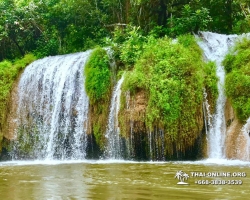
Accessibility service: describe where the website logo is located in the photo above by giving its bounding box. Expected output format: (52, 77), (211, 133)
(175, 170), (189, 185)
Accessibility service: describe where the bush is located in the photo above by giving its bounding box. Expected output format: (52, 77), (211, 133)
(122, 35), (207, 143)
(223, 38), (250, 73)
(0, 54), (36, 104)
(84, 47), (112, 149)
(35, 38), (59, 58)
(104, 26), (147, 69)
(223, 37), (250, 121)
(233, 19), (250, 34)
(85, 47), (111, 103)
(168, 5), (212, 37)
(119, 26), (146, 66)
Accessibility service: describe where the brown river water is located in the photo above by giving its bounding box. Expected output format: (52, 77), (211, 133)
(0, 159), (249, 200)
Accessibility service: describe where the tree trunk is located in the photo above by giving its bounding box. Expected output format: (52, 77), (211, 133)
(158, 0), (168, 26)
(125, 0), (130, 24)
(225, 0), (233, 32)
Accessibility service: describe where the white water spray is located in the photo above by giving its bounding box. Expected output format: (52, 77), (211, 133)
(14, 51), (91, 160)
(105, 75), (124, 159)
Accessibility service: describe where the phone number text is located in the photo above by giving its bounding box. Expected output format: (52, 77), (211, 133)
(195, 180), (243, 185)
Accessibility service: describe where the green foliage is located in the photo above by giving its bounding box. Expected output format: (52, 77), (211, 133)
(203, 61), (218, 110)
(85, 47), (111, 103)
(179, 34), (218, 109)
(0, 54), (36, 104)
(169, 5), (212, 36)
(149, 26), (168, 38)
(13, 53), (36, 70)
(90, 101), (110, 150)
(178, 34), (202, 59)
(0, 0), (248, 61)
(224, 38), (250, 73)
(122, 35), (207, 143)
(93, 123), (103, 149)
(119, 27), (146, 66)
(104, 26), (147, 70)
(233, 0), (250, 33)
(233, 19), (250, 34)
(34, 38), (59, 58)
(0, 54), (36, 148)
(0, 0), (109, 61)
(84, 47), (112, 150)
(224, 37), (250, 121)
(0, 0), (47, 60)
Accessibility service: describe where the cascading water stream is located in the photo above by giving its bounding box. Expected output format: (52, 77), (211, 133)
(198, 32), (237, 159)
(12, 51), (91, 160)
(105, 75), (124, 159)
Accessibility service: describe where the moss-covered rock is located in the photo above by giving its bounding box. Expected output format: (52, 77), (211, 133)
(0, 54), (36, 152)
(85, 47), (112, 150)
(119, 35), (217, 159)
(223, 37), (250, 122)
(85, 47), (112, 103)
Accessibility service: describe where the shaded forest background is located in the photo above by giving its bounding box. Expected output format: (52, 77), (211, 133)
(0, 0), (250, 61)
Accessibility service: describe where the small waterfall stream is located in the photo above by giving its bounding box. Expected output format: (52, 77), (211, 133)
(148, 131), (153, 160)
(198, 32), (237, 159)
(105, 75), (124, 159)
(12, 51), (91, 160)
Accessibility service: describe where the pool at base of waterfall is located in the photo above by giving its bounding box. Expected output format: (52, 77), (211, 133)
(0, 159), (249, 199)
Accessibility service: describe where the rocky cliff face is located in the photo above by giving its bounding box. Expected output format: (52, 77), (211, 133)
(225, 99), (250, 161)
(5, 80), (249, 161)
(119, 89), (206, 160)
(0, 74), (21, 159)
(119, 89), (147, 135)
(6, 70), (243, 161)
(5, 75), (20, 141)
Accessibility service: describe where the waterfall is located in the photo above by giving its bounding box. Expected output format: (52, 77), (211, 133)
(12, 51), (91, 160)
(105, 75), (124, 159)
(198, 32), (237, 159)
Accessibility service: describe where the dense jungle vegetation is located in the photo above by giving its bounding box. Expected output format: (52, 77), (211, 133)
(0, 0), (250, 61)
